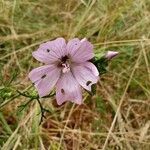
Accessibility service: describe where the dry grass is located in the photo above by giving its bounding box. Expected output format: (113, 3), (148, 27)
(0, 0), (150, 149)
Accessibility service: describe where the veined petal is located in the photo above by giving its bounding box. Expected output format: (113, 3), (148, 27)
(83, 62), (99, 76)
(28, 65), (61, 97)
(67, 38), (94, 63)
(66, 38), (81, 56)
(28, 65), (52, 83)
(56, 72), (82, 105)
(33, 38), (66, 64)
(72, 64), (99, 91)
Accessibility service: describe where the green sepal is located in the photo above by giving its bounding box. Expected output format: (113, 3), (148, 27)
(92, 56), (108, 75)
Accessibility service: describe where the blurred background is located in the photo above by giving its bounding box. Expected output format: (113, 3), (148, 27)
(0, 0), (150, 149)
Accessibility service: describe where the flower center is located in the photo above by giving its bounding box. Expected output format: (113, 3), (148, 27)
(58, 55), (71, 73)
(61, 55), (69, 63)
(62, 63), (70, 73)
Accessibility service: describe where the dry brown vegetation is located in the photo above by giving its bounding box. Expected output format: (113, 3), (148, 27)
(0, 0), (150, 149)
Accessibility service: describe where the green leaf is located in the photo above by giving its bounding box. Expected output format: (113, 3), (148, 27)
(92, 56), (109, 75)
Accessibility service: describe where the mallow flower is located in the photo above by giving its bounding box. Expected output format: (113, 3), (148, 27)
(28, 38), (99, 105)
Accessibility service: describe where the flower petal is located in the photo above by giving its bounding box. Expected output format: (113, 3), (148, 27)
(67, 38), (94, 62)
(72, 64), (99, 91)
(56, 72), (82, 105)
(66, 38), (81, 56)
(28, 65), (61, 97)
(83, 62), (99, 76)
(33, 38), (66, 64)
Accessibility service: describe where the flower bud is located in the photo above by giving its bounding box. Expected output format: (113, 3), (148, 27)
(105, 51), (118, 60)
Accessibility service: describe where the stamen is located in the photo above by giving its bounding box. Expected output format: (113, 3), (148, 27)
(58, 55), (71, 73)
(62, 63), (70, 73)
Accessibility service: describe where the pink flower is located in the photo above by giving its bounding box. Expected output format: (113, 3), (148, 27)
(28, 38), (99, 105)
(105, 51), (119, 60)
